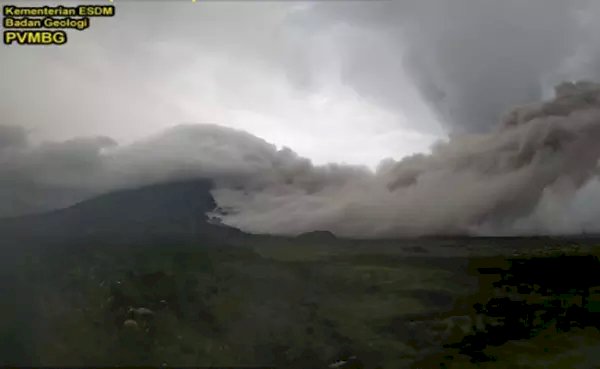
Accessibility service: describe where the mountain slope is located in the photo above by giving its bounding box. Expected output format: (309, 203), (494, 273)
(0, 179), (242, 248)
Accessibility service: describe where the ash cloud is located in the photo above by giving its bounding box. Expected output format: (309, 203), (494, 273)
(215, 82), (600, 237)
(2, 82), (600, 238)
(294, 0), (600, 133)
(0, 125), (27, 151)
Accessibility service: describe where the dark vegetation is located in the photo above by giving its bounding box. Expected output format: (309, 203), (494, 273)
(1, 180), (599, 368)
(414, 252), (600, 368)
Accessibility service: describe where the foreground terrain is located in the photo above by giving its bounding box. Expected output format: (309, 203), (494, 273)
(1, 236), (599, 368)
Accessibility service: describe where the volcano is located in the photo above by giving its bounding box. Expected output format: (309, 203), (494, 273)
(0, 179), (242, 249)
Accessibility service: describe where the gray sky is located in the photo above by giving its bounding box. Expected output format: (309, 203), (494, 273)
(3, 0), (600, 165)
(1, 0), (444, 168)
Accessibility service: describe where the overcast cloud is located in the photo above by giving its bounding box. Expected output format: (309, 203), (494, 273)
(2, 0), (600, 237)
(296, 0), (600, 132)
(1, 0), (442, 168)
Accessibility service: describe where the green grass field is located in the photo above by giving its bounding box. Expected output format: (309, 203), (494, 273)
(2, 237), (599, 368)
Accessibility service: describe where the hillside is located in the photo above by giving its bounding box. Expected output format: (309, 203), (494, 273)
(0, 179), (242, 248)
